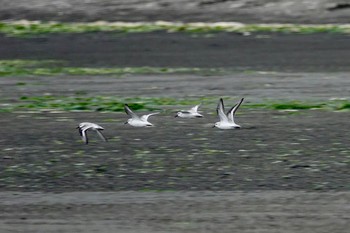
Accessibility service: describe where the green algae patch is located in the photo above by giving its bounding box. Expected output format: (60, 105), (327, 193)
(3, 96), (218, 112)
(2, 94), (350, 113)
(0, 59), (225, 77)
(270, 102), (326, 110)
(1, 21), (350, 37)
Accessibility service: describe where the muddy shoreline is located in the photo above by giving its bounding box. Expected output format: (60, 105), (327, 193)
(1, 191), (349, 233)
(0, 31), (350, 192)
(1, 0), (350, 23)
(1, 7), (350, 231)
(1, 32), (350, 72)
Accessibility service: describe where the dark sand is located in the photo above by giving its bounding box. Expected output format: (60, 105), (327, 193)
(1, 32), (350, 72)
(1, 18), (350, 233)
(1, 0), (350, 23)
(1, 191), (349, 233)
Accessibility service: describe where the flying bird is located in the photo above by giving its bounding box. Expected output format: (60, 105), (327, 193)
(77, 122), (107, 144)
(124, 104), (159, 127)
(213, 98), (244, 129)
(175, 104), (203, 118)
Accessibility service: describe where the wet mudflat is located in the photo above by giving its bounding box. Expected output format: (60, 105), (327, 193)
(1, 191), (349, 233)
(1, 32), (350, 72)
(0, 72), (350, 191)
(1, 31), (350, 232)
(0, 109), (350, 191)
(1, 0), (349, 23)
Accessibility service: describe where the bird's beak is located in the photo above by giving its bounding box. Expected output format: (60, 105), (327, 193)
(174, 115), (178, 118)
(124, 121), (128, 125)
(212, 125), (216, 128)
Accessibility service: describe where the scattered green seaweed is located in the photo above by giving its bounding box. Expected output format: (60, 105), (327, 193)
(255, 100), (350, 111)
(15, 96), (148, 112)
(1, 95), (350, 112)
(0, 59), (225, 77)
(1, 21), (350, 37)
(270, 102), (326, 110)
(2, 95), (218, 112)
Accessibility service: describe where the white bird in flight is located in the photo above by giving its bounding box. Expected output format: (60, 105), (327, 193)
(213, 98), (244, 129)
(77, 122), (107, 144)
(175, 104), (203, 118)
(124, 104), (159, 127)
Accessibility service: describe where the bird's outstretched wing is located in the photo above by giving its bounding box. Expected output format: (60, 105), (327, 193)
(96, 129), (107, 142)
(190, 104), (201, 113)
(141, 112), (159, 121)
(216, 98), (228, 123)
(81, 129), (88, 144)
(124, 104), (140, 120)
(227, 98), (244, 122)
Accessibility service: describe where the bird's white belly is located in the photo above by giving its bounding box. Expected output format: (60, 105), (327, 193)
(217, 123), (240, 129)
(180, 114), (196, 118)
(129, 120), (149, 127)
